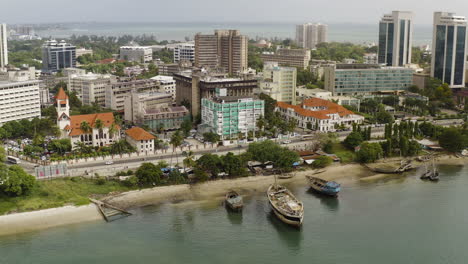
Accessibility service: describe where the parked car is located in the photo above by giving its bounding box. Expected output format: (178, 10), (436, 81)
(105, 160), (114, 165)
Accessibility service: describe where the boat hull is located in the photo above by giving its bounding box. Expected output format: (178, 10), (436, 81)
(269, 201), (303, 227)
(309, 185), (340, 196)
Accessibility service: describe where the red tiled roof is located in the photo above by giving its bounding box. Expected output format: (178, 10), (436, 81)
(125, 127), (156, 141)
(55, 87), (68, 101)
(68, 112), (119, 136)
(64, 125), (71, 130)
(277, 97), (357, 120)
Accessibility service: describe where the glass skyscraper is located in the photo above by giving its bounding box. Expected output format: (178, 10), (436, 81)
(378, 11), (413, 67)
(42, 40), (76, 73)
(431, 12), (467, 88)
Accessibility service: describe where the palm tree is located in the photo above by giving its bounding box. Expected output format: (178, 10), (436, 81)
(80, 121), (92, 142)
(182, 150), (195, 172)
(170, 130), (183, 166)
(94, 119), (104, 146)
(108, 123), (117, 141)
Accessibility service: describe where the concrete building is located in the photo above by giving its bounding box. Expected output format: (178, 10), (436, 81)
(413, 73), (430, 90)
(42, 40), (76, 73)
(174, 70), (257, 116)
(295, 87), (361, 110)
(295, 23), (328, 49)
(151, 75), (176, 100)
(260, 48), (311, 69)
(200, 91), (265, 139)
(0, 69), (41, 125)
(75, 48), (93, 58)
(68, 73), (112, 106)
(363, 53), (378, 64)
(174, 43), (195, 63)
(125, 127), (155, 153)
(276, 98), (364, 132)
(324, 64), (413, 95)
(55, 88), (120, 147)
(158, 60), (193, 76)
(0, 24), (8, 69)
(431, 12), (467, 88)
(194, 30), (248, 74)
(105, 77), (159, 111)
(259, 62), (297, 104)
(120, 46), (153, 63)
(378, 11), (414, 66)
(124, 90), (189, 130)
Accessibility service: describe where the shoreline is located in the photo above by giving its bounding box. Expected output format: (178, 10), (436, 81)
(0, 156), (465, 237)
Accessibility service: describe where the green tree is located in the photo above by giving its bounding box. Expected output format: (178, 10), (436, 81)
(135, 163), (163, 186)
(170, 130), (184, 165)
(196, 153), (222, 177)
(343, 132), (363, 150)
(0, 146), (5, 162)
(376, 111), (394, 124)
(312, 156), (333, 168)
(356, 142), (383, 163)
(180, 119), (192, 137)
(49, 139), (72, 154)
(221, 152), (247, 177)
(0, 165), (36, 196)
(439, 128), (467, 153)
(203, 132), (220, 144)
(246, 140), (299, 170)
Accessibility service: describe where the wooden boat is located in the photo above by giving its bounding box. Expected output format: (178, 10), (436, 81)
(306, 176), (341, 196)
(267, 184), (304, 227)
(420, 158), (439, 182)
(225, 191), (243, 211)
(312, 169), (326, 175)
(278, 173), (294, 179)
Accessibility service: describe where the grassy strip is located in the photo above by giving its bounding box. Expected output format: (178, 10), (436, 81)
(330, 142), (356, 164)
(0, 177), (136, 215)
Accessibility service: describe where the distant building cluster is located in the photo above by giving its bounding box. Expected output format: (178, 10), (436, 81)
(295, 23), (328, 49)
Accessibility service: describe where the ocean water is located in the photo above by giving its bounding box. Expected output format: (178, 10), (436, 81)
(34, 22), (433, 46)
(0, 164), (467, 263)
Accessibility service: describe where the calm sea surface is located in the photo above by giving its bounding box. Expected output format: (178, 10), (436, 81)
(35, 22), (433, 46)
(0, 164), (467, 263)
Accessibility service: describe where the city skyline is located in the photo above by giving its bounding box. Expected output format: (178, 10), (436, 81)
(3, 0), (468, 25)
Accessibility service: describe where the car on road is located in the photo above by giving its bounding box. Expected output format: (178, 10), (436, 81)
(105, 160), (114, 165)
(281, 140), (292, 144)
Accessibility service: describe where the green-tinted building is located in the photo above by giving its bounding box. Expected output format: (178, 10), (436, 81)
(324, 64), (413, 96)
(200, 93), (264, 139)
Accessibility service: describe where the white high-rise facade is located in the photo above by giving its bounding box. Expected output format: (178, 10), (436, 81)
(0, 24), (8, 69)
(378, 11), (414, 66)
(431, 12), (467, 88)
(174, 43), (195, 63)
(295, 23), (328, 49)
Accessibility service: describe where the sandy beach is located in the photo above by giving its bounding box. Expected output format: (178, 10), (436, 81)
(0, 156), (465, 237)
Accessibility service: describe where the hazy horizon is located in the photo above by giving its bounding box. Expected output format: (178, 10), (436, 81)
(2, 0), (468, 25)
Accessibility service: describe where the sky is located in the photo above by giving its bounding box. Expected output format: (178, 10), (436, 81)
(2, 0), (468, 25)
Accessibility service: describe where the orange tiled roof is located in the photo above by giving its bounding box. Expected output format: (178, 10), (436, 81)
(276, 98), (356, 120)
(55, 87), (68, 101)
(125, 127), (156, 141)
(68, 112), (119, 136)
(64, 125), (71, 130)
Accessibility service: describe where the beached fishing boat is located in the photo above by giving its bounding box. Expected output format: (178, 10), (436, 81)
(306, 176), (341, 196)
(420, 158), (439, 181)
(278, 173), (294, 179)
(225, 191), (243, 211)
(267, 184), (304, 227)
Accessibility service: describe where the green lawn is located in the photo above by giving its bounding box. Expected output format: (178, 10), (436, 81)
(0, 178), (136, 215)
(330, 143), (356, 164)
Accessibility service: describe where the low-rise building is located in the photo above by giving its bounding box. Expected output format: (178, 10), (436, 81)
(125, 127), (155, 153)
(324, 64), (413, 96)
(120, 46), (152, 63)
(260, 48), (311, 69)
(200, 90), (265, 139)
(259, 62), (297, 104)
(75, 48), (93, 58)
(124, 90), (189, 130)
(363, 53), (378, 64)
(275, 97), (364, 132)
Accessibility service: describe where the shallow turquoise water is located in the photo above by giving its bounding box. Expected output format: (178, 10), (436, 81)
(0, 165), (466, 264)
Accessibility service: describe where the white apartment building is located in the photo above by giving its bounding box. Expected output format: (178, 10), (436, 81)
(174, 43), (195, 63)
(295, 23), (328, 49)
(68, 73), (112, 106)
(151, 75), (176, 100)
(0, 73), (41, 125)
(0, 24), (8, 69)
(363, 53), (378, 64)
(120, 46), (153, 63)
(259, 62), (297, 104)
(125, 127), (155, 153)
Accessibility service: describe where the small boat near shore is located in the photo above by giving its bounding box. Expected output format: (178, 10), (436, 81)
(267, 184), (304, 227)
(225, 191), (243, 211)
(420, 158), (439, 182)
(306, 176), (341, 196)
